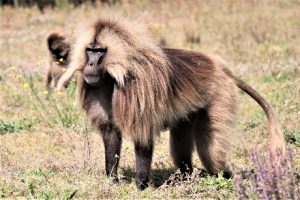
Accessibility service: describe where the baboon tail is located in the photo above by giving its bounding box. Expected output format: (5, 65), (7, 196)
(223, 68), (286, 155)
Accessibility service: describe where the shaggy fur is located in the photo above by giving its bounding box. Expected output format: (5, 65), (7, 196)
(56, 16), (286, 189)
(46, 32), (71, 89)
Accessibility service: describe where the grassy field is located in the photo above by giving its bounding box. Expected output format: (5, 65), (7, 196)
(0, 0), (299, 199)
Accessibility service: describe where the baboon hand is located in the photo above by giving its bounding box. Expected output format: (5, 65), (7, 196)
(56, 78), (67, 91)
(56, 67), (77, 91)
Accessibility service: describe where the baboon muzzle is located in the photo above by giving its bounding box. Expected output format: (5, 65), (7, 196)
(83, 46), (107, 86)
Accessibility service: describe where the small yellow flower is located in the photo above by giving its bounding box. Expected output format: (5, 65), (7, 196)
(56, 91), (63, 96)
(62, 68), (67, 72)
(43, 90), (49, 95)
(9, 66), (16, 70)
(59, 58), (64, 62)
(22, 82), (29, 88)
(16, 74), (22, 79)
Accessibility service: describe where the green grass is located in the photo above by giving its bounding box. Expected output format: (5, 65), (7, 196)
(0, 0), (299, 199)
(0, 118), (33, 134)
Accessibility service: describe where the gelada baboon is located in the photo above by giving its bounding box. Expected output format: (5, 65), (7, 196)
(56, 17), (286, 190)
(46, 33), (71, 90)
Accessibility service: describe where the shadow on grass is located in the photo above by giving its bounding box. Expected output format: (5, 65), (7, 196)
(120, 166), (177, 188)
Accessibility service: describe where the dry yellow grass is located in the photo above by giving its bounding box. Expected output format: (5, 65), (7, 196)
(0, 0), (299, 199)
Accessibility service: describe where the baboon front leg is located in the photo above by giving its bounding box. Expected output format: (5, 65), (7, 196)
(46, 71), (53, 90)
(170, 120), (194, 174)
(101, 125), (122, 183)
(134, 140), (153, 190)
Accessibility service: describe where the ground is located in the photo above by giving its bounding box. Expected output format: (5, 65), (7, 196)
(0, 0), (299, 199)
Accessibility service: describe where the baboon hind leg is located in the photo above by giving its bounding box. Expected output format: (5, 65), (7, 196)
(170, 119), (194, 174)
(194, 107), (234, 178)
(101, 124), (122, 183)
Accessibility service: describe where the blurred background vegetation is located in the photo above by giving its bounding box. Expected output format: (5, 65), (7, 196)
(0, 0), (299, 199)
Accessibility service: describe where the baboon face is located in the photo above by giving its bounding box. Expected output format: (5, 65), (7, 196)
(47, 33), (70, 66)
(83, 42), (109, 86)
(51, 43), (69, 65)
(76, 21), (141, 88)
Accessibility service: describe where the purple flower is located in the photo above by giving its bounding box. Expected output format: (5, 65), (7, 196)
(233, 148), (299, 200)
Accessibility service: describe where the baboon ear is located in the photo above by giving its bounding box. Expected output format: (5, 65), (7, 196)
(47, 33), (66, 52)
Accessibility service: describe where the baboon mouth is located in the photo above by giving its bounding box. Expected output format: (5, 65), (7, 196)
(84, 73), (114, 87)
(84, 75), (102, 86)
